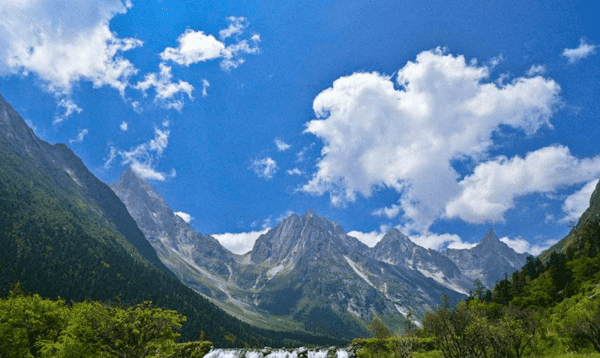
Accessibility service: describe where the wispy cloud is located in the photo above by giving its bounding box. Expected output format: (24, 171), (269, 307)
(54, 98), (82, 124)
(120, 121), (129, 131)
(104, 120), (175, 181)
(69, 129), (89, 144)
(275, 138), (291, 151)
(134, 63), (194, 111)
(249, 157), (278, 179)
(562, 38), (597, 64)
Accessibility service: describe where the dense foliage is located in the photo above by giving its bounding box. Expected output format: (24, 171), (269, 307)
(0, 287), (212, 357)
(418, 200), (600, 357)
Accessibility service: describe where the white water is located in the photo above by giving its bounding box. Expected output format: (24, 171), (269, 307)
(204, 348), (351, 358)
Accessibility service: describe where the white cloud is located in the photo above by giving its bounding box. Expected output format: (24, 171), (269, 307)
(446, 240), (477, 250)
(303, 48), (560, 233)
(104, 121), (174, 181)
(0, 0), (141, 95)
(53, 98), (82, 124)
(286, 168), (302, 176)
(499, 236), (557, 256)
(213, 229), (269, 255)
(160, 29), (225, 66)
(134, 63), (194, 111)
(120, 121), (128, 131)
(160, 17), (259, 71)
(275, 138), (291, 151)
(446, 146), (600, 223)
(219, 16), (248, 40)
(201, 79), (210, 97)
(347, 230), (386, 248)
(372, 204), (402, 219)
(562, 179), (599, 223)
(526, 65), (546, 77)
(174, 211), (193, 223)
(250, 157), (278, 179)
(412, 232), (467, 251)
(69, 128), (89, 144)
(563, 38), (597, 64)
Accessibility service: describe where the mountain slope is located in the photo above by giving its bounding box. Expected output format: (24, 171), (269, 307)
(370, 229), (473, 294)
(442, 229), (530, 289)
(539, 180), (600, 262)
(112, 170), (468, 340)
(0, 93), (296, 347)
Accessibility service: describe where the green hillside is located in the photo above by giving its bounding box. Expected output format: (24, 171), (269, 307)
(415, 180), (600, 357)
(0, 94), (340, 348)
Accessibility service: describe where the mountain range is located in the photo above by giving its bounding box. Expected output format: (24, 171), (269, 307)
(0, 90), (531, 343)
(112, 168), (530, 339)
(0, 92), (337, 347)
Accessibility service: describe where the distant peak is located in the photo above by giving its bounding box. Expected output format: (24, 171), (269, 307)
(302, 210), (317, 219)
(478, 229), (500, 247)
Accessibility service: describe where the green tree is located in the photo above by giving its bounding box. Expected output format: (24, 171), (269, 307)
(368, 316), (390, 339)
(38, 300), (185, 357)
(0, 288), (70, 357)
(565, 301), (600, 353)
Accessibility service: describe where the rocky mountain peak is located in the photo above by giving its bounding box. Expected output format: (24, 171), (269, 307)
(477, 229), (502, 249)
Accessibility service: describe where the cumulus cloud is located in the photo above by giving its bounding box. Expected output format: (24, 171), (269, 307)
(499, 236), (557, 256)
(286, 168), (302, 176)
(160, 29), (225, 66)
(250, 157), (278, 179)
(303, 48), (560, 232)
(0, 0), (141, 95)
(174, 211), (193, 223)
(104, 120), (175, 181)
(160, 17), (259, 71)
(446, 146), (600, 223)
(69, 129), (89, 144)
(134, 63), (194, 111)
(213, 229), (269, 255)
(120, 121), (128, 131)
(275, 138), (291, 151)
(562, 179), (599, 223)
(563, 38), (597, 64)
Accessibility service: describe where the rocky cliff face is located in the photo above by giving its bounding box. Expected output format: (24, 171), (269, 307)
(112, 169), (468, 339)
(442, 229), (530, 288)
(371, 229), (473, 294)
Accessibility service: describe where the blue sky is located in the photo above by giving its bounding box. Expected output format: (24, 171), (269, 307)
(1, 0), (598, 255)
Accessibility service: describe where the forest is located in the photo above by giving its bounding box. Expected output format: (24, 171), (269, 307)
(351, 213), (600, 358)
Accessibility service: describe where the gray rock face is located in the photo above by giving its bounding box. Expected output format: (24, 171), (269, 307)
(111, 170), (467, 339)
(442, 229), (530, 289)
(111, 169), (529, 339)
(371, 229), (473, 294)
(111, 168), (237, 297)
